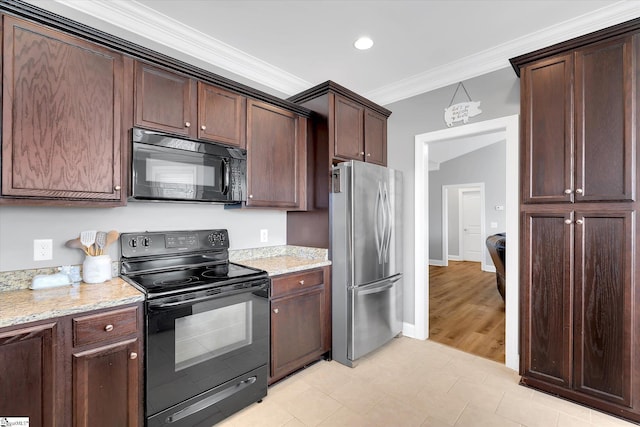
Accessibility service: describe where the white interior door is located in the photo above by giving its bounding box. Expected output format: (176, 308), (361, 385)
(461, 190), (481, 262)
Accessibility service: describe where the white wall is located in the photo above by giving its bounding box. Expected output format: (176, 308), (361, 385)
(385, 67), (519, 325)
(0, 203), (286, 271)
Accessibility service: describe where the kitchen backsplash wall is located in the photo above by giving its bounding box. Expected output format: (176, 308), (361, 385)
(0, 203), (286, 272)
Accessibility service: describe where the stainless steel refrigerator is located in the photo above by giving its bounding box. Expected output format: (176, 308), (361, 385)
(330, 160), (403, 367)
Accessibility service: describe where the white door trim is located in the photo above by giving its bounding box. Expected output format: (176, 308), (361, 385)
(411, 114), (519, 371)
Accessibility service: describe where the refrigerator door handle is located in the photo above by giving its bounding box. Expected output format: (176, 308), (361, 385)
(374, 183), (384, 264)
(353, 274), (402, 295)
(382, 182), (392, 262)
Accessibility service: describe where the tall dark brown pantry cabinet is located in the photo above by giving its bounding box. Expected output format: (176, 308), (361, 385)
(511, 21), (640, 423)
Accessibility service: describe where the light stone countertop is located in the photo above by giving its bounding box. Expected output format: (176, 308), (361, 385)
(0, 277), (144, 328)
(230, 245), (331, 276)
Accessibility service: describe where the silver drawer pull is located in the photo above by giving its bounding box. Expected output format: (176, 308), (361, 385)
(185, 121), (191, 127)
(576, 219), (584, 225)
(564, 189), (572, 195)
(575, 188), (583, 195)
(564, 219), (572, 225)
(273, 308), (279, 314)
(104, 324), (114, 332)
(130, 352), (137, 360)
(299, 280), (305, 285)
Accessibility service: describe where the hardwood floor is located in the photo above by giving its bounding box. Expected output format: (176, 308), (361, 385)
(429, 261), (505, 363)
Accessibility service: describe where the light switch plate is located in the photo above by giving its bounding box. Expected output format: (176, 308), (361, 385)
(260, 229), (268, 243)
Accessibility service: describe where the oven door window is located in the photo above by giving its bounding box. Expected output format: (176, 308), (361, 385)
(132, 143), (227, 200)
(146, 286), (269, 416)
(175, 300), (252, 371)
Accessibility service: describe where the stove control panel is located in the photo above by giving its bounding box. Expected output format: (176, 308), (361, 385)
(120, 229), (229, 258)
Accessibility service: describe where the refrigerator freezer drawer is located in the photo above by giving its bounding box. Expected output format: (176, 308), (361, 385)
(348, 274), (403, 361)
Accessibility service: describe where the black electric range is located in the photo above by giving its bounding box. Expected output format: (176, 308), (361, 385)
(119, 229), (269, 427)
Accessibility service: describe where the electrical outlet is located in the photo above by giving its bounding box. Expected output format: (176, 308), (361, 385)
(34, 239), (53, 261)
(260, 229), (268, 243)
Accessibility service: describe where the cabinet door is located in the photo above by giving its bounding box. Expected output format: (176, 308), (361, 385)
(574, 36), (635, 202)
(134, 61), (197, 137)
(364, 108), (387, 166)
(521, 210), (573, 387)
(0, 322), (58, 427)
(521, 54), (574, 203)
(573, 210), (633, 406)
(72, 338), (141, 427)
(246, 100), (306, 208)
(271, 288), (325, 381)
(198, 82), (246, 147)
(333, 95), (364, 161)
(2, 16), (124, 201)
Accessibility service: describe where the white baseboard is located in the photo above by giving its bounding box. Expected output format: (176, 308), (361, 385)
(447, 255), (462, 261)
(402, 322), (416, 338)
(429, 259), (445, 266)
(484, 265), (497, 273)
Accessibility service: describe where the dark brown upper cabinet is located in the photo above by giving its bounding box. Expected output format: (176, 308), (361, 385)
(333, 94), (387, 166)
(198, 83), (247, 148)
(521, 35), (635, 204)
(135, 62), (247, 148)
(246, 100), (307, 209)
(1, 15), (128, 205)
(134, 61), (197, 138)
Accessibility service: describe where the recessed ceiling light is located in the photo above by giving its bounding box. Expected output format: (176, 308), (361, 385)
(354, 36), (373, 50)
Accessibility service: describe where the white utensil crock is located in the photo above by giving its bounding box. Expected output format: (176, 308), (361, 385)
(82, 255), (112, 284)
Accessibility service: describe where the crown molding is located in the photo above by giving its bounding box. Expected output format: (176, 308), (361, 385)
(366, 1), (640, 106)
(52, 0), (312, 95)
(52, 0), (640, 105)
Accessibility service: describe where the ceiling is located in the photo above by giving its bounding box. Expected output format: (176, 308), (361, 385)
(23, 0), (640, 105)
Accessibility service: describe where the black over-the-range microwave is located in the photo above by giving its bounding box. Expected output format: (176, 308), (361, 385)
(130, 128), (247, 204)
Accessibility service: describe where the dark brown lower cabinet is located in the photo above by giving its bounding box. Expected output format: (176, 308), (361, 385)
(521, 208), (638, 419)
(0, 322), (59, 426)
(0, 303), (143, 426)
(73, 339), (140, 427)
(269, 267), (331, 384)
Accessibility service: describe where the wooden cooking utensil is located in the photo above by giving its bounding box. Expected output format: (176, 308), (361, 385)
(80, 230), (97, 256)
(65, 237), (89, 255)
(104, 230), (119, 250)
(94, 231), (107, 256)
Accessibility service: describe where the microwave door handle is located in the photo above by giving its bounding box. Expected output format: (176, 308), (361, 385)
(222, 159), (230, 195)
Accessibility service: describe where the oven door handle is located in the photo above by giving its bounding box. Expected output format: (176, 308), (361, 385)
(165, 376), (257, 424)
(148, 283), (268, 310)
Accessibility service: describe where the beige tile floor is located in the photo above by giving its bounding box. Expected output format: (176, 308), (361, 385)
(218, 337), (638, 427)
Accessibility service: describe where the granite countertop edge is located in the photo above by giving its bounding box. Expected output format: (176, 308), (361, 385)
(0, 278), (145, 329)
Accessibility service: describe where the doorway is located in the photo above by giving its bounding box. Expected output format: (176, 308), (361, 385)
(413, 115), (519, 371)
(440, 183), (488, 270)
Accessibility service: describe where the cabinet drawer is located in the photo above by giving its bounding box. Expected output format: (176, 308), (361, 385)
(271, 269), (325, 298)
(73, 306), (139, 347)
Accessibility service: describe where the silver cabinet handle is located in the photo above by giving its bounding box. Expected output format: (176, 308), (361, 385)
(575, 188), (583, 195)
(576, 219), (584, 225)
(114, 185), (121, 191)
(564, 219), (572, 225)
(360, 151), (365, 155)
(185, 121), (191, 127)
(366, 153), (371, 157)
(104, 324), (114, 332)
(273, 308), (279, 314)
(201, 125), (207, 131)
(249, 194), (253, 199)
(299, 280), (305, 285)
(130, 352), (137, 360)
(564, 189), (572, 195)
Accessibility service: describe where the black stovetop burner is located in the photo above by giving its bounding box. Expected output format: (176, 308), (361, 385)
(119, 229), (267, 298)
